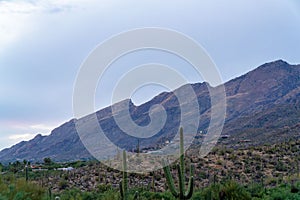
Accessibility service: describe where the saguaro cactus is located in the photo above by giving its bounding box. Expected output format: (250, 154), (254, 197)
(136, 139), (140, 157)
(120, 150), (128, 200)
(25, 164), (28, 182)
(48, 187), (52, 200)
(151, 172), (155, 192)
(119, 150), (139, 200)
(163, 128), (194, 200)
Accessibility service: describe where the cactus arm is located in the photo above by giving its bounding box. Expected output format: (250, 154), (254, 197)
(119, 181), (124, 199)
(163, 160), (179, 198)
(179, 128), (185, 174)
(184, 165), (194, 199)
(184, 176), (194, 199)
(177, 164), (185, 199)
(133, 191), (139, 200)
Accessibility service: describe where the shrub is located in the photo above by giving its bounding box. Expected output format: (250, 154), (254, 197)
(194, 181), (251, 200)
(97, 184), (112, 193)
(0, 194), (7, 200)
(246, 183), (265, 198)
(194, 184), (221, 200)
(58, 180), (68, 190)
(219, 181), (251, 200)
(0, 178), (46, 200)
(267, 184), (300, 200)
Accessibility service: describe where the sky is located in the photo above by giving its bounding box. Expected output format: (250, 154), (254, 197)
(0, 0), (300, 150)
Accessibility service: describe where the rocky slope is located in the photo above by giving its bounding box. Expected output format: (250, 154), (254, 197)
(0, 59), (299, 163)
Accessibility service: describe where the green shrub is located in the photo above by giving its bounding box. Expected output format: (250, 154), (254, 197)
(194, 181), (251, 200)
(0, 194), (8, 200)
(194, 184), (221, 200)
(58, 180), (68, 190)
(13, 192), (25, 200)
(246, 183), (265, 198)
(0, 178), (46, 200)
(220, 181), (251, 200)
(97, 184), (112, 193)
(267, 184), (300, 200)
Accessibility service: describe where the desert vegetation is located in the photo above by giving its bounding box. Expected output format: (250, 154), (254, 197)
(0, 136), (300, 199)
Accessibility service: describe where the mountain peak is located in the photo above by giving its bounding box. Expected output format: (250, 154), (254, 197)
(258, 59), (290, 70)
(33, 134), (43, 139)
(270, 59), (289, 65)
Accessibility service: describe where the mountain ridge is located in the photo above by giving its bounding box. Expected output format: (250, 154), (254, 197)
(1, 59), (299, 163)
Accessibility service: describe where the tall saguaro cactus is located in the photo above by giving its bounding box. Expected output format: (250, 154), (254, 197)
(163, 128), (194, 200)
(120, 150), (128, 200)
(119, 150), (139, 200)
(136, 139), (140, 157)
(25, 164), (28, 182)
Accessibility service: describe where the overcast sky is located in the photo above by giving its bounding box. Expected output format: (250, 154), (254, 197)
(0, 0), (300, 150)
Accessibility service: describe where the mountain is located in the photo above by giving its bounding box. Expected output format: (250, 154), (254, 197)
(0, 59), (299, 163)
(221, 60), (300, 146)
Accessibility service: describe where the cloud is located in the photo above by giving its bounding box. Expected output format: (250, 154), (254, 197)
(10, 123), (57, 134)
(8, 133), (36, 141)
(0, 0), (74, 14)
(29, 124), (56, 132)
(0, 1), (40, 14)
(0, 120), (59, 150)
(0, 0), (79, 55)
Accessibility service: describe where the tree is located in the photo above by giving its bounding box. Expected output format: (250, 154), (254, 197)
(44, 157), (52, 165)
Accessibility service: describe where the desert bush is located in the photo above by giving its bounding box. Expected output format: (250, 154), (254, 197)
(97, 184), (112, 193)
(246, 183), (265, 198)
(58, 180), (68, 190)
(268, 185), (300, 200)
(0, 178), (46, 200)
(194, 180), (251, 200)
